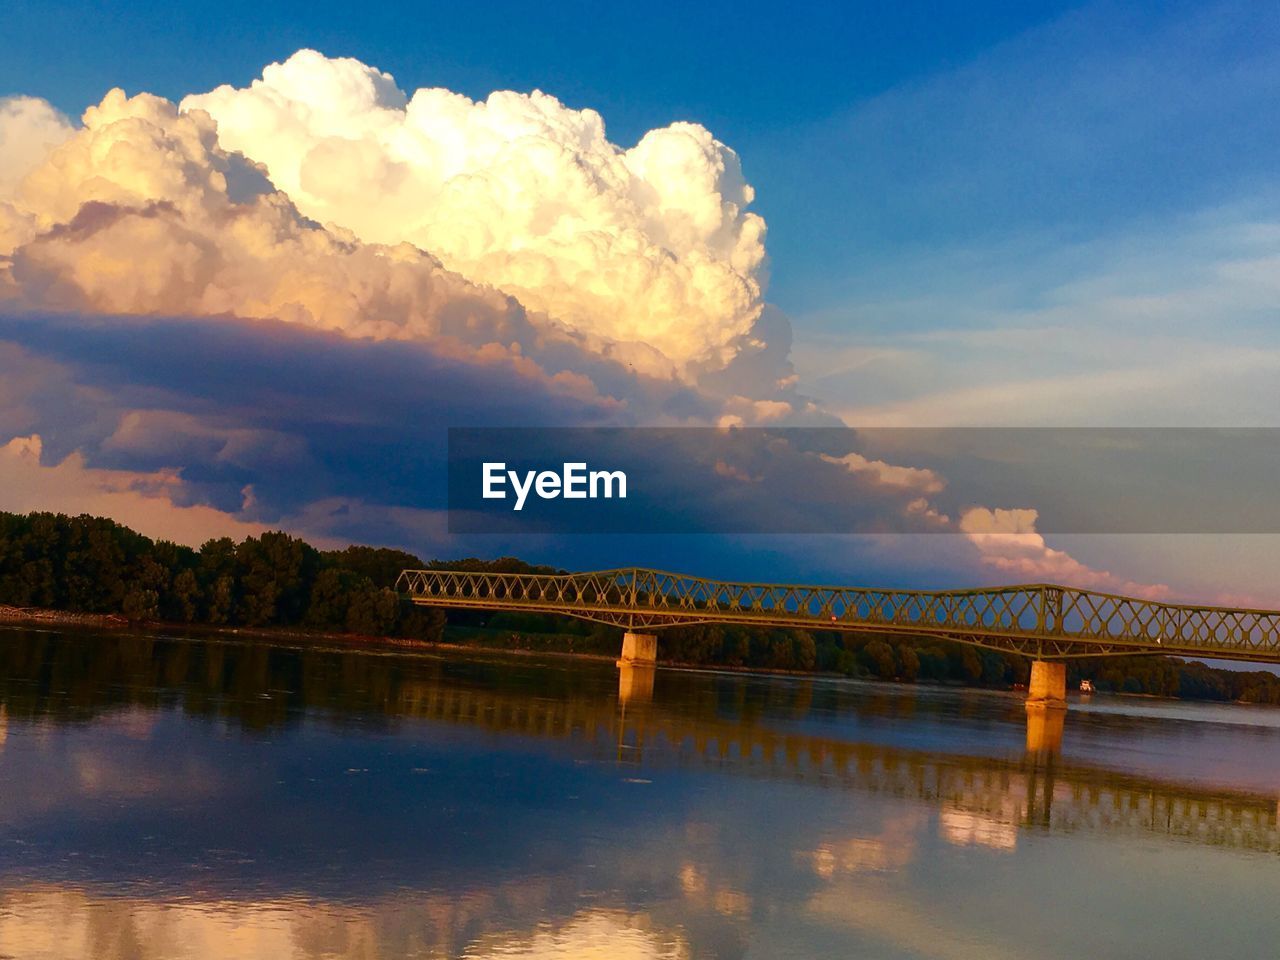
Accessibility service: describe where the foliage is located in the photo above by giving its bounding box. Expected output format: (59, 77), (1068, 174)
(0, 512), (443, 643)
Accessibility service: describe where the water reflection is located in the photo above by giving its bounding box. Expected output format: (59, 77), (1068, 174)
(1023, 703), (1065, 754)
(0, 627), (1278, 959)
(617, 662), (656, 706)
(0, 890), (689, 960)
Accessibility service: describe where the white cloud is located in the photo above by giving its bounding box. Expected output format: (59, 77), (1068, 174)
(821, 451), (945, 494)
(0, 96), (73, 199)
(959, 506), (1171, 597)
(183, 49), (767, 375)
(1, 90), (548, 357)
(0, 58), (1212, 605)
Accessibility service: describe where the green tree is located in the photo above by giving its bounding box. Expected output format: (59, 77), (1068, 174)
(860, 639), (896, 679)
(207, 575), (237, 625)
(236, 532), (319, 626)
(345, 583), (399, 636)
(122, 587), (159, 620)
(898, 646), (920, 682)
(169, 568), (200, 622)
(305, 568), (355, 630)
(323, 545), (424, 588)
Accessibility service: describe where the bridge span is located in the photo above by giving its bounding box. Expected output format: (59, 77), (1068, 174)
(398, 566), (1280, 707)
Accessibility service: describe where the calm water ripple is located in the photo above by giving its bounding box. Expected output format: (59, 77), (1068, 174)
(0, 625), (1277, 959)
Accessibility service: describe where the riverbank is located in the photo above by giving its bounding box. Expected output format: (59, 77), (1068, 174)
(0, 605), (129, 628)
(0, 602), (624, 666)
(0, 602), (907, 682)
(3, 601), (1278, 707)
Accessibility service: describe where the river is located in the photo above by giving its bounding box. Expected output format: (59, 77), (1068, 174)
(0, 625), (1276, 959)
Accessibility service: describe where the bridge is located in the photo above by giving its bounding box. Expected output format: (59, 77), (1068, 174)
(397, 566), (1280, 707)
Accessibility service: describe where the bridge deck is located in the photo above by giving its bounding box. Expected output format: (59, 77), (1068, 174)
(398, 567), (1280, 663)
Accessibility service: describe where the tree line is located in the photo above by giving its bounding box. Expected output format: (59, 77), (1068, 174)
(0, 511), (443, 640)
(1, 510), (1279, 704)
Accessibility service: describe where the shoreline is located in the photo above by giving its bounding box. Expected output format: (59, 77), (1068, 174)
(0, 603), (950, 684)
(0, 606), (855, 681)
(0, 603), (1273, 707)
(0, 605), (129, 628)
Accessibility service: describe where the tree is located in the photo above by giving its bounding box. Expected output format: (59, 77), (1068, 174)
(981, 652), (1008, 686)
(323, 545), (424, 588)
(860, 639), (896, 679)
(207, 575), (237, 625)
(663, 624), (725, 664)
(236, 532), (319, 626)
(791, 631), (817, 672)
(169, 568), (200, 622)
(345, 584), (399, 636)
(951, 646), (984, 683)
(122, 587), (159, 621)
(305, 568), (355, 630)
(898, 646), (920, 682)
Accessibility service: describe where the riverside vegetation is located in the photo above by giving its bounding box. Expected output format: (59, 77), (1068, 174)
(1, 510), (1278, 704)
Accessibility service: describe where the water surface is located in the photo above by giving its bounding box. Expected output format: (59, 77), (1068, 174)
(0, 626), (1277, 959)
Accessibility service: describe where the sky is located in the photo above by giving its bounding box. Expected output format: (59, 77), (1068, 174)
(2, 0), (1279, 604)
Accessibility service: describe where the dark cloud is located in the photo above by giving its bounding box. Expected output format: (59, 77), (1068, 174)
(0, 308), (963, 535)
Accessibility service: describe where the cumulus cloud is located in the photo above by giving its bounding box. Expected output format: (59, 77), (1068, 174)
(960, 507), (1171, 597)
(183, 49), (767, 375)
(0, 58), (1182, 602)
(0, 89), (555, 356)
(0, 96), (73, 199)
(0, 81), (803, 421)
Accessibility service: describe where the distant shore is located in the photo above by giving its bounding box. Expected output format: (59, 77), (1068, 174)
(0, 601), (929, 682)
(0, 602), (623, 664)
(0, 601), (1207, 702)
(0, 602), (840, 679)
(0, 605), (129, 629)
(3, 602), (1277, 707)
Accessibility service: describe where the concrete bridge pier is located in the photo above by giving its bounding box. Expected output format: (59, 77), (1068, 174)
(616, 632), (657, 705)
(617, 632), (657, 707)
(1025, 661), (1068, 754)
(1026, 660), (1068, 709)
(617, 631), (658, 667)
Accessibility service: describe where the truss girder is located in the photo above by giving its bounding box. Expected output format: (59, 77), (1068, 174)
(396, 568), (1280, 662)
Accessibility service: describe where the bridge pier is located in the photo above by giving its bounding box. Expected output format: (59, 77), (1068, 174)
(1026, 660), (1068, 709)
(617, 631), (658, 666)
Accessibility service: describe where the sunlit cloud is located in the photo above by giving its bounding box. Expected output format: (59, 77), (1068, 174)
(184, 50), (767, 377)
(0, 51), (1208, 600)
(960, 507), (1172, 598)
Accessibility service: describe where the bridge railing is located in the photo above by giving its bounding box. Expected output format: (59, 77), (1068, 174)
(396, 568), (1280, 658)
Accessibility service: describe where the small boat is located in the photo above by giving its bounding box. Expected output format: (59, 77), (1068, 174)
(1079, 679), (1095, 694)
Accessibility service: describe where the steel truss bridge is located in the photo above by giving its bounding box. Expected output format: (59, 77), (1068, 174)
(397, 567), (1280, 663)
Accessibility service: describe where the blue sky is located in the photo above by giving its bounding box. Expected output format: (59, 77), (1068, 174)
(4, 0), (1074, 138)
(1, 0), (1279, 603)
(6, 1), (1275, 328)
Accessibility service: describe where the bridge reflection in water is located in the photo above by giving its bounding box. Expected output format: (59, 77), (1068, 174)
(1, 628), (1275, 857)
(399, 660), (1275, 855)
